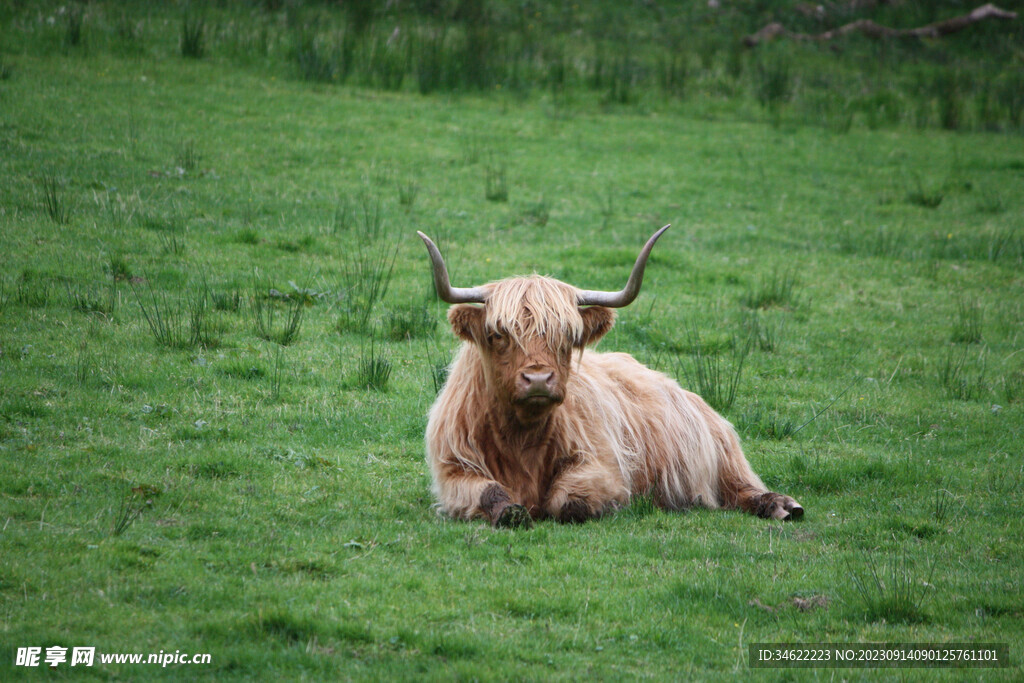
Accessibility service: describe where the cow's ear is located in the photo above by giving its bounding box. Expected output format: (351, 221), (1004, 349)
(578, 306), (615, 347)
(448, 304), (486, 344)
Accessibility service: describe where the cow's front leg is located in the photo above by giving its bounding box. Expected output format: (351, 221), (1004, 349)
(480, 483), (533, 529)
(434, 466), (532, 529)
(544, 462), (629, 524)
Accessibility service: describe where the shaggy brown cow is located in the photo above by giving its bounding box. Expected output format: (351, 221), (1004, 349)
(419, 226), (803, 528)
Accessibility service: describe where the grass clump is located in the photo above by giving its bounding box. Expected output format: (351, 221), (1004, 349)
(64, 278), (118, 318)
(249, 277), (305, 346)
(385, 304), (436, 341)
(938, 345), (987, 401)
(847, 547), (937, 623)
(63, 4), (85, 50)
(752, 48), (793, 120)
(349, 327), (392, 391)
(484, 162), (509, 202)
(41, 173), (71, 226)
(520, 198), (550, 227)
(736, 402), (797, 440)
(112, 484), (161, 537)
(951, 299), (983, 344)
(132, 278), (217, 349)
(905, 175), (944, 208)
(745, 310), (785, 353)
(336, 229), (397, 334)
(176, 139), (201, 173)
(674, 324), (750, 412)
(740, 269), (799, 310)
(15, 270), (53, 309)
(181, 11), (206, 59)
(293, 32), (344, 83)
(397, 178), (419, 210)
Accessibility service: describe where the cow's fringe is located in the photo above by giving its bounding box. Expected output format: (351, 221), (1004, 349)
(482, 276), (584, 351)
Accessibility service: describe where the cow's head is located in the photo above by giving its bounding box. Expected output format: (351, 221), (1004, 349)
(418, 226), (669, 425)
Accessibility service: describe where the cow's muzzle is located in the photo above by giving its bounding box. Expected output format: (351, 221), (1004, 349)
(514, 370), (562, 406)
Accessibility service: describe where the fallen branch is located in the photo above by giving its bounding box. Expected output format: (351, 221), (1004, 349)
(744, 3), (1017, 47)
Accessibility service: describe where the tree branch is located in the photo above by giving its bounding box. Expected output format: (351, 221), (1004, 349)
(743, 3), (1017, 47)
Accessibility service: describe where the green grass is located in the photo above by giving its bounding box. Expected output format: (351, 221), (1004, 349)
(1, 1), (1023, 679)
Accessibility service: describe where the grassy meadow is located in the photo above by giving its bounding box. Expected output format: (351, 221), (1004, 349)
(1, 1), (1023, 679)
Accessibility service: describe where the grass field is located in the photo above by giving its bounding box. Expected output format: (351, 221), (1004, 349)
(1, 1), (1023, 679)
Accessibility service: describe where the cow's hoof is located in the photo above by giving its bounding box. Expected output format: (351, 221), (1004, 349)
(557, 498), (594, 524)
(756, 492), (804, 521)
(495, 503), (533, 529)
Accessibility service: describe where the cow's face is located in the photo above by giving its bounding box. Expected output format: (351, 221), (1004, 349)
(448, 277), (614, 424)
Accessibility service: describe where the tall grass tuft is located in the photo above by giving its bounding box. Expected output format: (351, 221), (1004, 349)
(385, 304), (436, 341)
(15, 270), (52, 308)
(397, 178), (419, 211)
(356, 190), (386, 239)
(520, 198), (550, 227)
(250, 277), (305, 346)
(337, 216), (397, 333)
(65, 278), (118, 318)
(73, 340), (94, 386)
(294, 32), (339, 83)
(932, 488), (963, 526)
(176, 139), (201, 173)
(932, 71), (964, 131)
(41, 173), (71, 226)
(132, 277), (216, 349)
(0, 276), (10, 312)
(112, 484), (160, 537)
(269, 346), (285, 400)
(905, 175), (944, 208)
(951, 299), (983, 344)
(847, 547), (937, 623)
(181, 10), (206, 59)
(745, 310), (785, 353)
(674, 324), (750, 412)
(351, 326), (392, 391)
(753, 48), (793, 118)
(97, 189), (138, 229)
(938, 345), (986, 401)
(63, 4), (85, 49)
(740, 269), (799, 310)
(484, 162), (509, 202)
(736, 402), (797, 440)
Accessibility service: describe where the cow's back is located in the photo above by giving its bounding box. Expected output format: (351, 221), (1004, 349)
(570, 350), (728, 508)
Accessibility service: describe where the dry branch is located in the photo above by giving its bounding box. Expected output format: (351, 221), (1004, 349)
(744, 3), (1017, 47)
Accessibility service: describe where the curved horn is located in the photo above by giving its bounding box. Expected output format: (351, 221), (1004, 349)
(416, 231), (488, 304)
(576, 224), (670, 308)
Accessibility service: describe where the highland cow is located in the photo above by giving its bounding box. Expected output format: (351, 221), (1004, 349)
(419, 226), (803, 528)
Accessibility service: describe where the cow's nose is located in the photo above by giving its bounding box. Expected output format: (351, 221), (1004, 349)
(519, 371), (555, 395)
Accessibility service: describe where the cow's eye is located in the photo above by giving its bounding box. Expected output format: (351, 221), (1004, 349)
(487, 332), (507, 348)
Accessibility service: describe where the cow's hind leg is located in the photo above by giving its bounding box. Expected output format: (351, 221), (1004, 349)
(712, 412), (804, 521)
(728, 483), (804, 521)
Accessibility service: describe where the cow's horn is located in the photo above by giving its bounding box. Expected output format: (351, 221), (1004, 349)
(576, 224), (670, 308)
(417, 231), (488, 304)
